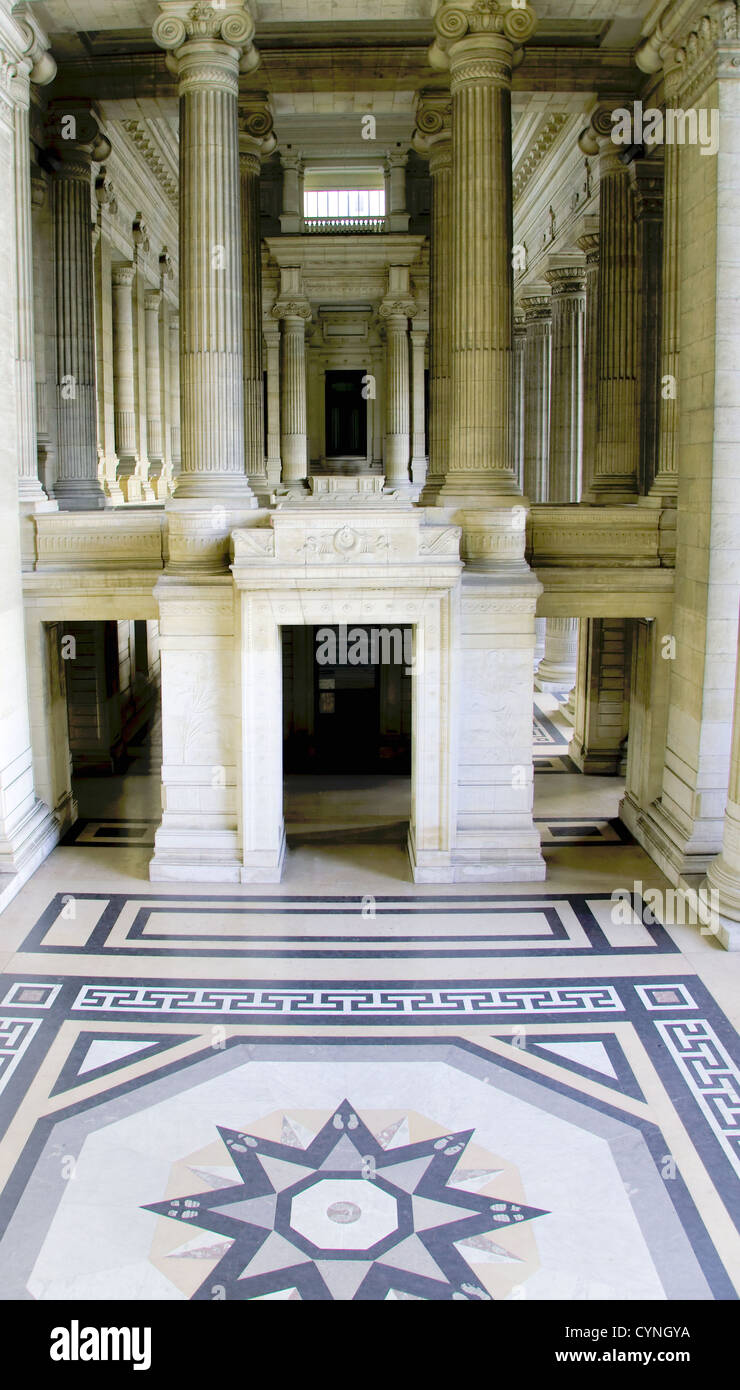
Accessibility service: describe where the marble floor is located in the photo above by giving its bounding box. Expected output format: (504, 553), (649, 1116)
(0, 708), (738, 1301)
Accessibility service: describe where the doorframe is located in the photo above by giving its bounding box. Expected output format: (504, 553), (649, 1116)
(239, 589), (457, 882)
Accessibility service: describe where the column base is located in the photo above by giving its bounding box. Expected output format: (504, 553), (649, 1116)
(408, 828), (546, 884)
(240, 829), (287, 884)
(433, 475), (521, 505)
(52, 480), (107, 510)
(535, 662), (577, 692)
(619, 794), (721, 882)
(0, 798), (59, 916)
(149, 826), (244, 884)
(172, 474), (257, 504)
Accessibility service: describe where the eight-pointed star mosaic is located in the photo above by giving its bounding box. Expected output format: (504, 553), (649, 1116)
(144, 1100), (548, 1300)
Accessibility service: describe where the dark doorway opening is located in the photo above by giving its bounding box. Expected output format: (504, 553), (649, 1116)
(325, 370), (368, 458)
(282, 624), (412, 848)
(283, 625), (411, 774)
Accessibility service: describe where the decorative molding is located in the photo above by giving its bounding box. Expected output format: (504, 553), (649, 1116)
(513, 112), (569, 204)
(121, 120), (178, 207)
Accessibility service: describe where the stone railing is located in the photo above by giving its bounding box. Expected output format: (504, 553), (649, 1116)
(302, 216), (387, 235)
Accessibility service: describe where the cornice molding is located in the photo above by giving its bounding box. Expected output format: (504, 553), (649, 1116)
(513, 112), (569, 204)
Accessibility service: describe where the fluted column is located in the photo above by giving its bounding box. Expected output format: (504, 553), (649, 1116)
(272, 269), (311, 487)
(706, 607), (740, 949)
(654, 104), (679, 500)
(168, 311), (181, 474)
(536, 265), (585, 692)
(413, 93), (452, 502)
(14, 44), (54, 503)
(546, 264), (585, 504)
(239, 97), (275, 498)
(576, 217), (599, 499)
(30, 171), (55, 491)
(410, 326), (428, 485)
(429, 1), (537, 502)
(47, 103), (109, 510)
(521, 294), (551, 504)
(379, 273), (415, 490)
(580, 110), (639, 502)
(264, 319), (281, 486)
(111, 263), (139, 498)
(144, 289), (164, 475)
(154, 1), (259, 501)
(280, 152), (302, 234)
(512, 313), (526, 491)
(631, 157), (664, 497)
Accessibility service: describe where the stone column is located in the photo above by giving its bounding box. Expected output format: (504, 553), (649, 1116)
(706, 607), (740, 949)
(576, 216), (599, 499)
(580, 109), (639, 502)
(429, 1), (537, 502)
(264, 318), (281, 486)
(167, 311), (181, 475)
(386, 151), (410, 232)
(13, 29), (55, 505)
(410, 325), (428, 486)
(512, 313), (525, 491)
(111, 263), (140, 500)
(144, 289), (164, 478)
(0, 0), (58, 906)
(630, 157), (664, 496)
(571, 618), (631, 774)
(280, 152), (302, 234)
(536, 263), (585, 692)
(46, 102), (109, 510)
(30, 170), (55, 493)
(153, 1), (259, 502)
(413, 92), (452, 503)
(626, 11), (740, 887)
(521, 294), (551, 504)
(239, 96), (275, 499)
(271, 269), (311, 487)
(379, 269), (415, 490)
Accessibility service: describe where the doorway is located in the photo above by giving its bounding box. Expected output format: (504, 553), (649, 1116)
(325, 370), (368, 458)
(282, 624), (412, 845)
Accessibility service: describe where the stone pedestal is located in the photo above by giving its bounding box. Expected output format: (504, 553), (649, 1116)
(47, 102), (109, 511)
(154, 1), (259, 503)
(429, 1), (537, 503)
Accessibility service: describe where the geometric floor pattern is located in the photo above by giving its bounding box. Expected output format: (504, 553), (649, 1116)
(0, 879), (738, 1301)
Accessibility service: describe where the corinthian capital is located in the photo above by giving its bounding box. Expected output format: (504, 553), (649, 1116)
(429, 0), (537, 70)
(153, 1), (260, 75)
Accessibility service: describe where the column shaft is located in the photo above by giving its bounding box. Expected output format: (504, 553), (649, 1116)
(654, 130), (679, 499)
(144, 289), (164, 469)
(168, 312), (181, 473)
(410, 327), (428, 485)
(413, 94), (452, 503)
(239, 145), (267, 494)
(591, 146), (639, 501)
(264, 320), (281, 485)
(49, 123), (107, 510)
(576, 221), (599, 498)
(279, 315), (309, 485)
(14, 101), (44, 501)
(521, 296), (551, 504)
(512, 315), (525, 491)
